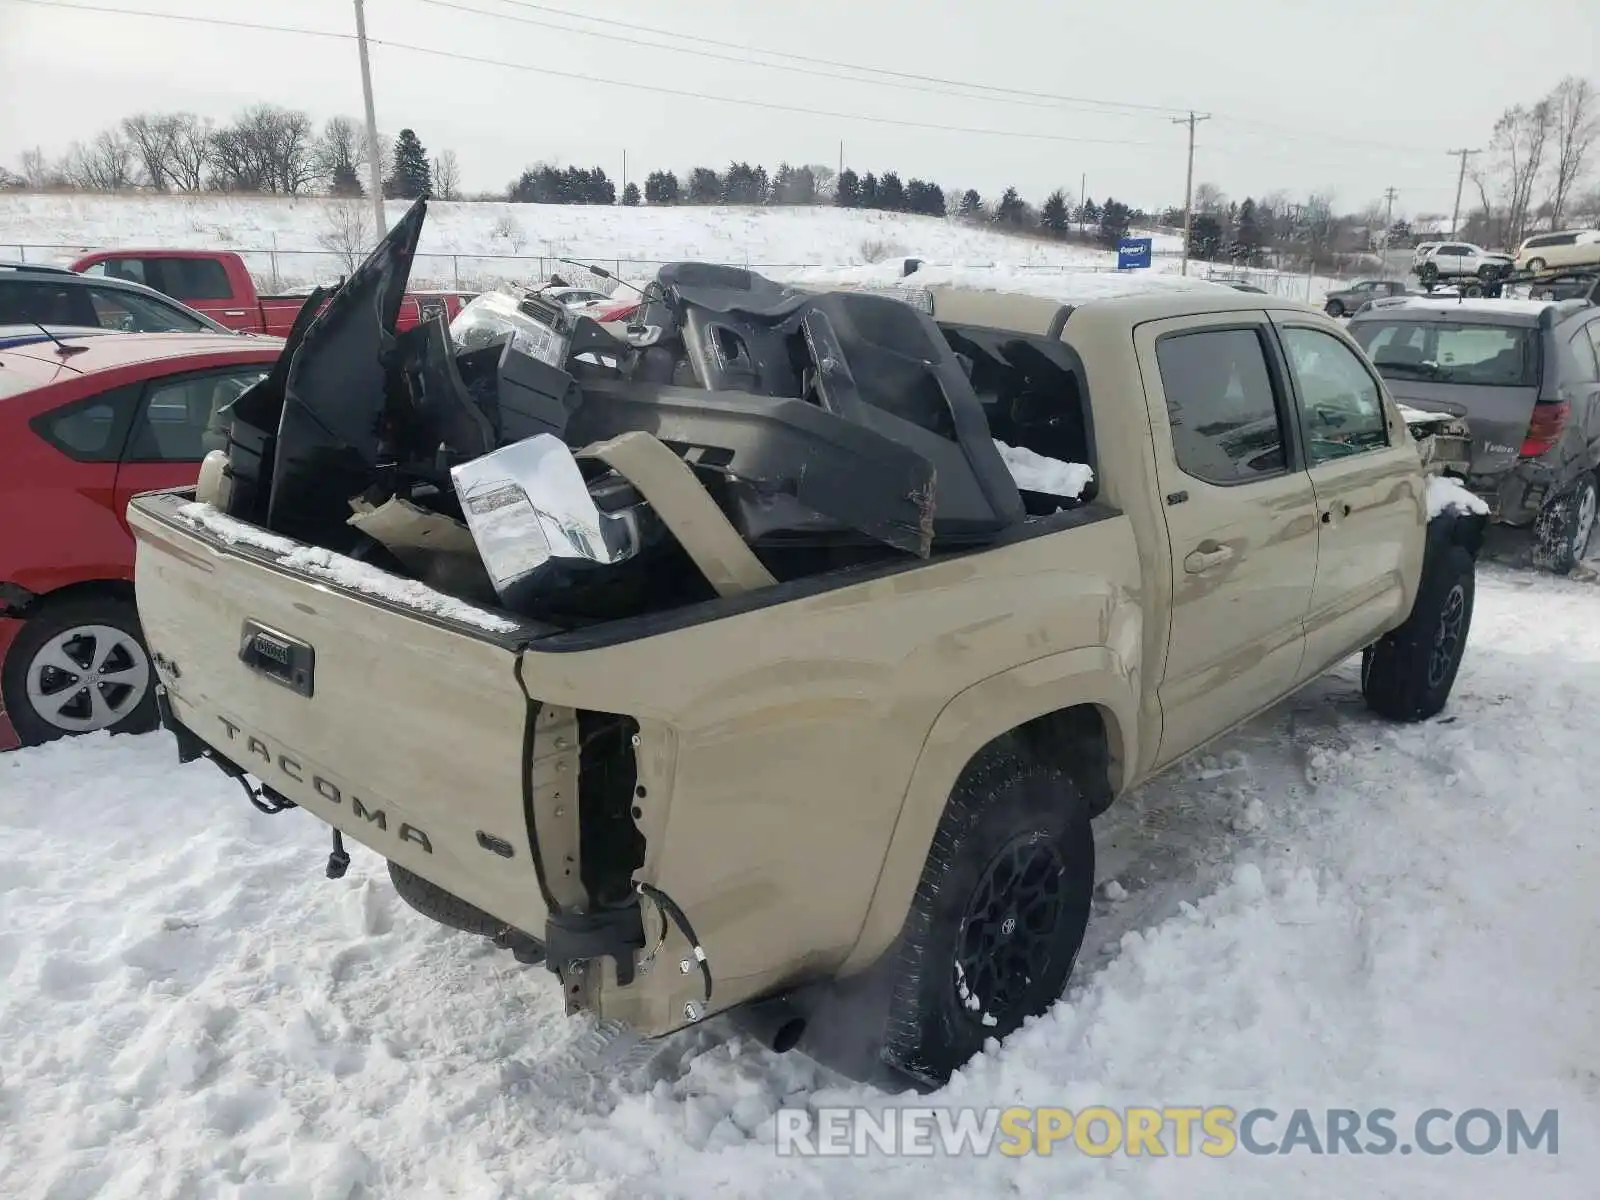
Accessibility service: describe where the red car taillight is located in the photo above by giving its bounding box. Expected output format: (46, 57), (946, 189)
(1521, 401), (1570, 458)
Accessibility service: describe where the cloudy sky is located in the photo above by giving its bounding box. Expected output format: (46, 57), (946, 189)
(1, 0), (1594, 215)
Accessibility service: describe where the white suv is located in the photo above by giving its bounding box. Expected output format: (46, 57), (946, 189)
(1414, 241), (1514, 284)
(1516, 229), (1600, 273)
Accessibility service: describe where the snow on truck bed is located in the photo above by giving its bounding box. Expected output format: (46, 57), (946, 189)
(5, 560), (1600, 1198)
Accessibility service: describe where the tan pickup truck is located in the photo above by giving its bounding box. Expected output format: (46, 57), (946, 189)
(126, 214), (1486, 1089)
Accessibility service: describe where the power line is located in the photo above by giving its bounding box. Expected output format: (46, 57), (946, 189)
(6, 0), (1163, 148)
(4, 0), (354, 41)
(434, 0), (1194, 119)
(422, 0), (1450, 156)
(367, 36), (1166, 147)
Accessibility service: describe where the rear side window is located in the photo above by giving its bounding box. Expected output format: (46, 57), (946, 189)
(1155, 327), (1286, 485)
(0, 279), (96, 327)
(125, 368), (268, 462)
(85, 287), (208, 333)
(152, 258), (232, 302)
(29, 383), (143, 461)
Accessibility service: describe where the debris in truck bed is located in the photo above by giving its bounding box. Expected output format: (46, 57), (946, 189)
(992, 439), (1095, 500)
(174, 502), (520, 632)
(199, 197), (1103, 629)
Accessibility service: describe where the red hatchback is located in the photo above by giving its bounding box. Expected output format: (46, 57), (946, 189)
(0, 326), (284, 749)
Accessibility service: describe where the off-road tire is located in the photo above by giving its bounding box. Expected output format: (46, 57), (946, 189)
(1532, 473), (1599, 575)
(388, 861), (509, 937)
(876, 748), (1094, 1089)
(1, 595), (157, 746)
(1361, 543), (1475, 722)
(1325, 299), (1346, 318)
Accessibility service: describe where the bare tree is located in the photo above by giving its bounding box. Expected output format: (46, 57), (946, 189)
(18, 146), (55, 189)
(1192, 181), (1228, 213)
(1544, 76), (1597, 229)
(314, 116), (368, 194)
(210, 104), (316, 194)
(61, 131), (137, 191)
(808, 163), (837, 202)
(1486, 101), (1552, 247)
(432, 149), (461, 200)
(122, 113), (179, 191)
(166, 114), (215, 192)
(317, 198), (371, 273)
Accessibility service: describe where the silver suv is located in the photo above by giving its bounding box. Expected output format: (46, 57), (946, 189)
(1349, 296), (1600, 571)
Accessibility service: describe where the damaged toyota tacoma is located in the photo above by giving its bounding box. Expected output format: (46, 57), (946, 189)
(126, 199), (1486, 1088)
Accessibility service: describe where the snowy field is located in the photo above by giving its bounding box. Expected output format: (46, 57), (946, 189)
(3, 549), (1598, 1199)
(0, 192), (1340, 302)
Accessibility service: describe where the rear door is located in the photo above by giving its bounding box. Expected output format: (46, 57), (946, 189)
(1270, 318), (1425, 675)
(1135, 312), (1319, 766)
(113, 366), (271, 527)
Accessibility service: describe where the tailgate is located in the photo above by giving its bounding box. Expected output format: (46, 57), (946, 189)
(128, 489), (551, 938)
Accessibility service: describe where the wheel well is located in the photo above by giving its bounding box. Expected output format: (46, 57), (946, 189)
(5, 579), (135, 619)
(975, 703), (1118, 819)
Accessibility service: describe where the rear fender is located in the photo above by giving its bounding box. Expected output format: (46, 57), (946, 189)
(836, 644), (1139, 976)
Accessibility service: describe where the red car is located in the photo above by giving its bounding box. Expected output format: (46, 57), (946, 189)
(69, 248), (473, 338)
(0, 325), (284, 749)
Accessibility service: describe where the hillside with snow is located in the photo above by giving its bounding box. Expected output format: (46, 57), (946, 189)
(0, 191), (1334, 298)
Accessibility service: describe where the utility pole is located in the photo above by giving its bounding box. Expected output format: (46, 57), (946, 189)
(622, 149), (628, 202)
(1080, 171), (1086, 226)
(1171, 111), (1211, 276)
(1381, 186), (1399, 258)
(353, 0), (386, 242)
(1446, 148), (1480, 238)
(838, 140), (844, 178)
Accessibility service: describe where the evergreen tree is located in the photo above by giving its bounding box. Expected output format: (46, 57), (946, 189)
(388, 128), (431, 199)
(331, 163), (363, 197)
(687, 166), (721, 204)
(834, 168), (862, 208)
(622, 181), (641, 206)
(1078, 196), (1101, 224)
(1097, 197), (1132, 248)
(860, 172), (880, 208)
(995, 186), (1026, 226)
(906, 179), (945, 217)
(959, 189), (982, 219)
(1041, 189), (1070, 236)
(1189, 213), (1224, 260)
(644, 170), (680, 204)
(877, 171), (906, 212)
(1233, 197), (1262, 261)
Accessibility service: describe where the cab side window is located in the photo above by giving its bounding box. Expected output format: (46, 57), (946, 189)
(1280, 327), (1389, 463)
(1155, 327), (1287, 485)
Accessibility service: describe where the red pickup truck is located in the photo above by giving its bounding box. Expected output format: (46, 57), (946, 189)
(68, 248), (474, 336)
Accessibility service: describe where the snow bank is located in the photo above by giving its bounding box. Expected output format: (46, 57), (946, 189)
(1426, 474), (1490, 518)
(993, 439), (1094, 498)
(174, 501), (519, 632)
(784, 260), (1237, 306)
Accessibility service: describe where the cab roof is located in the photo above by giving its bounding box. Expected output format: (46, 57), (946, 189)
(0, 329), (283, 400)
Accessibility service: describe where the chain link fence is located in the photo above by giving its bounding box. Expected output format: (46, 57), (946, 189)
(2, 241), (1356, 304)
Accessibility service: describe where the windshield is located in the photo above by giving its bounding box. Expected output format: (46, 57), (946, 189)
(1349, 320), (1539, 387)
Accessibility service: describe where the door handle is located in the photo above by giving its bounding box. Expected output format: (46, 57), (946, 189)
(1183, 542), (1236, 573)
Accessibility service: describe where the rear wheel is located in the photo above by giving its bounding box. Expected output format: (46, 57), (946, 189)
(1419, 262), (1439, 285)
(1533, 473), (1599, 575)
(1, 596), (156, 746)
(1324, 299), (1346, 318)
(1526, 257), (1546, 274)
(874, 748), (1094, 1089)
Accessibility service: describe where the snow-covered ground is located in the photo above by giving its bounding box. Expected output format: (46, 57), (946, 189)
(4, 552), (1598, 1198)
(0, 192), (1341, 302)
